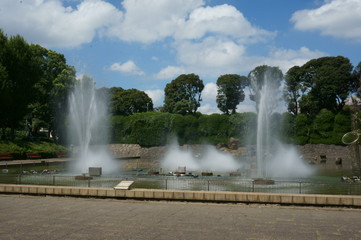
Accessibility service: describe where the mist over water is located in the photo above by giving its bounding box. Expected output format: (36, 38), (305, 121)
(161, 142), (241, 172)
(67, 78), (117, 174)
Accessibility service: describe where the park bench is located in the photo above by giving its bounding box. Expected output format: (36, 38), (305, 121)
(0, 153), (13, 161)
(26, 153), (42, 159)
(56, 152), (68, 158)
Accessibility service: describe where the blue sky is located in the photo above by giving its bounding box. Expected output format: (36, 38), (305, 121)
(0, 0), (360, 114)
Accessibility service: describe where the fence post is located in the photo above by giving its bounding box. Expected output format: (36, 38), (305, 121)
(53, 176), (55, 186)
(252, 180), (255, 192)
(207, 180), (210, 191)
(88, 178), (90, 188)
(299, 182), (302, 194)
(18, 174), (21, 184)
(165, 179), (168, 190)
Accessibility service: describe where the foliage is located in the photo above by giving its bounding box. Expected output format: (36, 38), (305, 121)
(198, 114), (231, 144)
(0, 30), (75, 142)
(0, 32), (42, 139)
(248, 65), (283, 109)
(284, 66), (304, 115)
(110, 87), (153, 116)
(164, 74), (204, 114)
(216, 74), (248, 114)
(216, 74), (249, 114)
(285, 56), (357, 115)
(0, 140), (67, 159)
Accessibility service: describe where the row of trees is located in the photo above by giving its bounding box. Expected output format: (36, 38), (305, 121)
(162, 58), (361, 116)
(110, 109), (353, 147)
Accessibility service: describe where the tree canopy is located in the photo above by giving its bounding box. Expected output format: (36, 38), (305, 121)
(285, 56), (357, 115)
(0, 30), (75, 141)
(110, 87), (153, 116)
(248, 65), (283, 110)
(164, 74), (204, 115)
(216, 74), (249, 114)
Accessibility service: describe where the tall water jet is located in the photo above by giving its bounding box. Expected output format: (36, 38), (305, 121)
(67, 76), (117, 174)
(249, 66), (313, 178)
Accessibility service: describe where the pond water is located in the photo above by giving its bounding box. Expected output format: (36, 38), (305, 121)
(1, 162), (360, 195)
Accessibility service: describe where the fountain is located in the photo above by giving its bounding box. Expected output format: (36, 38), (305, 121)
(67, 76), (118, 174)
(250, 69), (313, 179)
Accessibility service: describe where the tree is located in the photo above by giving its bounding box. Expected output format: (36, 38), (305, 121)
(110, 87), (153, 116)
(248, 65), (283, 110)
(216, 74), (249, 114)
(284, 66), (306, 115)
(27, 45), (76, 139)
(353, 61), (361, 94)
(164, 74), (204, 114)
(0, 34), (42, 139)
(286, 56), (356, 115)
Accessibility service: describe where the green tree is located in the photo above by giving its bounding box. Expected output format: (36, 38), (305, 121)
(294, 113), (312, 144)
(164, 74), (204, 114)
(110, 87), (153, 116)
(289, 56), (356, 115)
(216, 74), (248, 114)
(248, 65), (283, 110)
(27, 45), (76, 139)
(353, 61), (361, 95)
(311, 109), (335, 143)
(284, 66), (307, 115)
(0, 34), (42, 139)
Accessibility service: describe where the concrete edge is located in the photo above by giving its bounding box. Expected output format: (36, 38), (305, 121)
(1, 184), (360, 207)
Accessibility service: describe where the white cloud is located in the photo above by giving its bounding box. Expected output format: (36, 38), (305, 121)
(175, 4), (274, 42)
(154, 66), (186, 79)
(175, 37), (246, 77)
(202, 82), (217, 102)
(260, 47), (326, 73)
(109, 60), (144, 76)
(107, 0), (204, 43)
(145, 89), (164, 107)
(291, 0), (361, 42)
(198, 103), (221, 114)
(0, 0), (122, 48)
(106, 0), (274, 44)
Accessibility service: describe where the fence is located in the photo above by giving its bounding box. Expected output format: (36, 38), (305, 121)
(1, 174), (361, 195)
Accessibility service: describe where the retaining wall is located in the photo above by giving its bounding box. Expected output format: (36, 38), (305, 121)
(1, 184), (361, 207)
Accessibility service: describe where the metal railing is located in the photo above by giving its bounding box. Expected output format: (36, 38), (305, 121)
(1, 174), (361, 195)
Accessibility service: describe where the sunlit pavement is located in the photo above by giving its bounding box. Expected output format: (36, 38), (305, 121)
(0, 194), (360, 240)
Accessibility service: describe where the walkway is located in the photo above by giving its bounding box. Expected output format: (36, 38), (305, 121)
(0, 194), (360, 240)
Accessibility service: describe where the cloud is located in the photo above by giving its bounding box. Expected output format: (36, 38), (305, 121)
(107, 0), (274, 44)
(0, 0), (122, 48)
(145, 89), (164, 107)
(154, 66), (186, 79)
(259, 47), (327, 73)
(291, 0), (361, 42)
(174, 4), (275, 42)
(202, 82), (217, 102)
(107, 0), (204, 43)
(175, 37), (246, 77)
(109, 60), (144, 76)
(198, 103), (221, 115)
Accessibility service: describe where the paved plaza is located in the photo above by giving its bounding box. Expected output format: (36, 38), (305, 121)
(0, 194), (360, 240)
